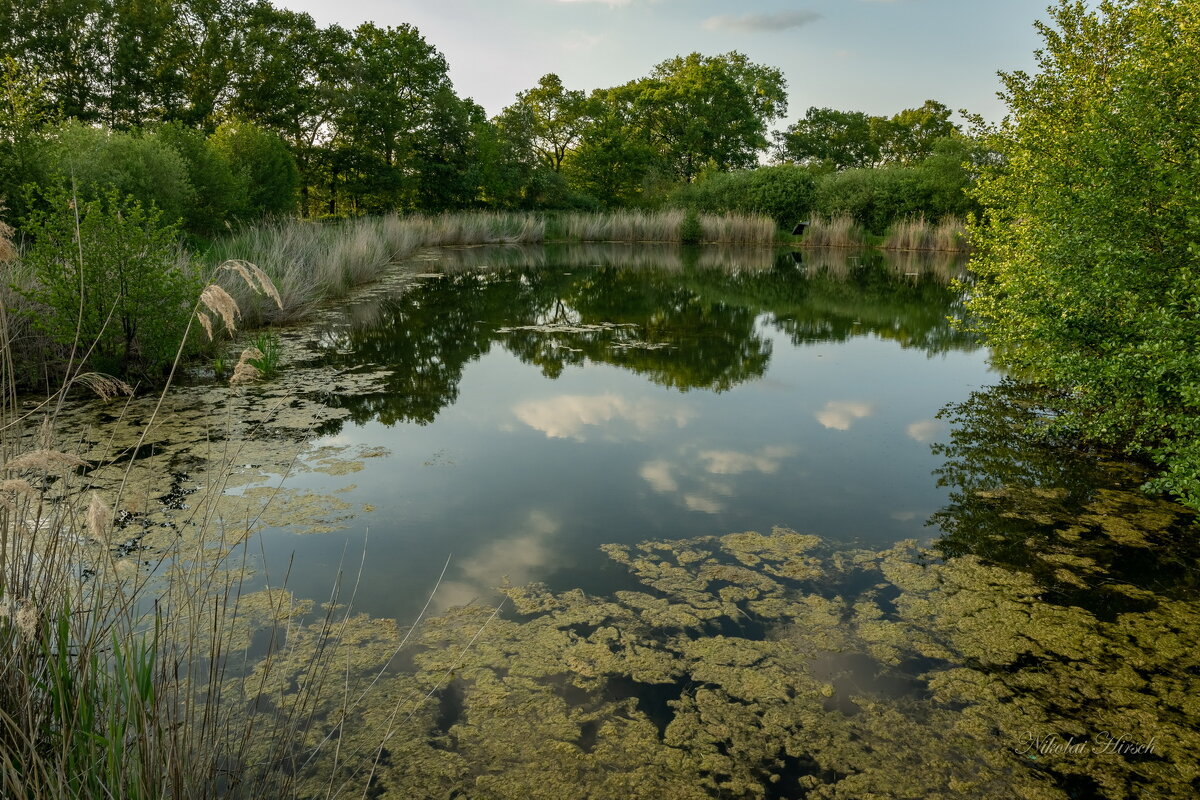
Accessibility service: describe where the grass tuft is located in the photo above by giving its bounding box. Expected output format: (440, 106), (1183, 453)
(799, 214), (867, 248)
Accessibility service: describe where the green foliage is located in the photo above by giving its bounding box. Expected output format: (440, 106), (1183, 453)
(775, 106), (881, 170)
(634, 51), (788, 182)
(674, 164), (816, 227)
(20, 186), (198, 376)
(775, 100), (960, 170)
(248, 331), (281, 378)
(563, 88), (664, 208)
(42, 121), (194, 226)
(500, 73), (587, 173)
(152, 120), (239, 235)
(0, 57), (52, 223)
(813, 146), (975, 235)
(209, 119), (299, 218)
(678, 209), (702, 244)
(967, 0), (1200, 507)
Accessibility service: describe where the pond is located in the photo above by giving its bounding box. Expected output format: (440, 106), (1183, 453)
(61, 243), (1198, 799)
(249, 244), (988, 616)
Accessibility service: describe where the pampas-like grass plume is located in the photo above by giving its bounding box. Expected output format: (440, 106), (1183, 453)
(222, 259), (283, 310)
(86, 492), (112, 541)
(4, 449), (89, 472)
(200, 284), (241, 335)
(73, 372), (134, 401)
(230, 347), (264, 386)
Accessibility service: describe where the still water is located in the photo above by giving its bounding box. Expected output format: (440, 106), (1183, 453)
(257, 244), (987, 616)
(222, 244), (1197, 799)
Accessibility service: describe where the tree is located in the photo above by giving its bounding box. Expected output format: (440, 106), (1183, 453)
(0, 57), (52, 222)
(334, 22), (454, 212)
(564, 86), (662, 207)
(881, 99), (959, 165)
(153, 120), (239, 234)
(209, 119), (299, 218)
(230, 2), (349, 211)
(775, 101), (962, 170)
(500, 73), (586, 172)
(43, 121), (195, 226)
(634, 52), (787, 182)
(774, 107), (880, 170)
(967, 0), (1200, 506)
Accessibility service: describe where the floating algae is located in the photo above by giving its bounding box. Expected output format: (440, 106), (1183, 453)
(214, 508), (1199, 799)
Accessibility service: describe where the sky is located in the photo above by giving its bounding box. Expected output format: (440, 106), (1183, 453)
(274, 0), (1053, 128)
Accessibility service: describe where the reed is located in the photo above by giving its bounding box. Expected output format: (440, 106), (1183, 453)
(881, 215), (969, 252)
(799, 214), (867, 248)
(698, 213), (777, 244)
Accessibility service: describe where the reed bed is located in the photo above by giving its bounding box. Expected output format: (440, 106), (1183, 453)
(799, 214), (867, 248)
(557, 210), (686, 242)
(698, 213), (777, 244)
(881, 215), (969, 252)
(206, 210), (777, 330)
(555, 210), (777, 245)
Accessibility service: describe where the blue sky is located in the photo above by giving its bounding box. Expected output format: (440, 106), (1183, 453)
(276, 0), (1052, 127)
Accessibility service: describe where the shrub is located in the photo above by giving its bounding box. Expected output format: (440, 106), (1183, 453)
(40, 122), (195, 227)
(968, 0), (1200, 507)
(675, 164), (816, 227)
(209, 120), (299, 219)
(152, 121), (240, 236)
(679, 209), (702, 244)
(20, 187), (199, 377)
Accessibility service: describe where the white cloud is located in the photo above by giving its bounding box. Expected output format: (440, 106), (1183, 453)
(905, 419), (944, 443)
(639, 460), (678, 493)
(555, 0), (633, 5)
(684, 494), (724, 514)
(702, 11), (821, 33)
(698, 445), (794, 475)
(514, 393), (693, 441)
(435, 510), (559, 610)
(815, 401), (874, 431)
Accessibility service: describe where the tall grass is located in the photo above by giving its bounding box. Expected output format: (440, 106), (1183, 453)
(881, 215), (969, 252)
(799, 214), (867, 248)
(698, 213), (777, 244)
(557, 210), (687, 242)
(553, 210), (776, 244)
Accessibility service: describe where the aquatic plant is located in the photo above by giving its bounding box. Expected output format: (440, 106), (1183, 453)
(247, 331), (281, 379)
(213, 513), (1199, 799)
(800, 213), (867, 248)
(882, 214), (969, 252)
(0, 199), (438, 797)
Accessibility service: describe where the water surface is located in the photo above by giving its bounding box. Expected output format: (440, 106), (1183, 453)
(259, 244), (987, 615)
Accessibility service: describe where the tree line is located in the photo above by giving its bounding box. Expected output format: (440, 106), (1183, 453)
(0, 0), (979, 234)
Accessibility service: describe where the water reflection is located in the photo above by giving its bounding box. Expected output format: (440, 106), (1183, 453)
(310, 244), (976, 431)
(207, 246), (1197, 798)
(513, 393), (694, 441)
(930, 380), (1200, 606)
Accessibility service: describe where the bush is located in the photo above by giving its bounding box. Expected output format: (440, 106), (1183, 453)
(20, 187), (199, 377)
(675, 164), (816, 227)
(810, 141), (976, 236)
(209, 120), (299, 219)
(42, 122), (194, 226)
(968, 0), (1200, 507)
(152, 121), (240, 236)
